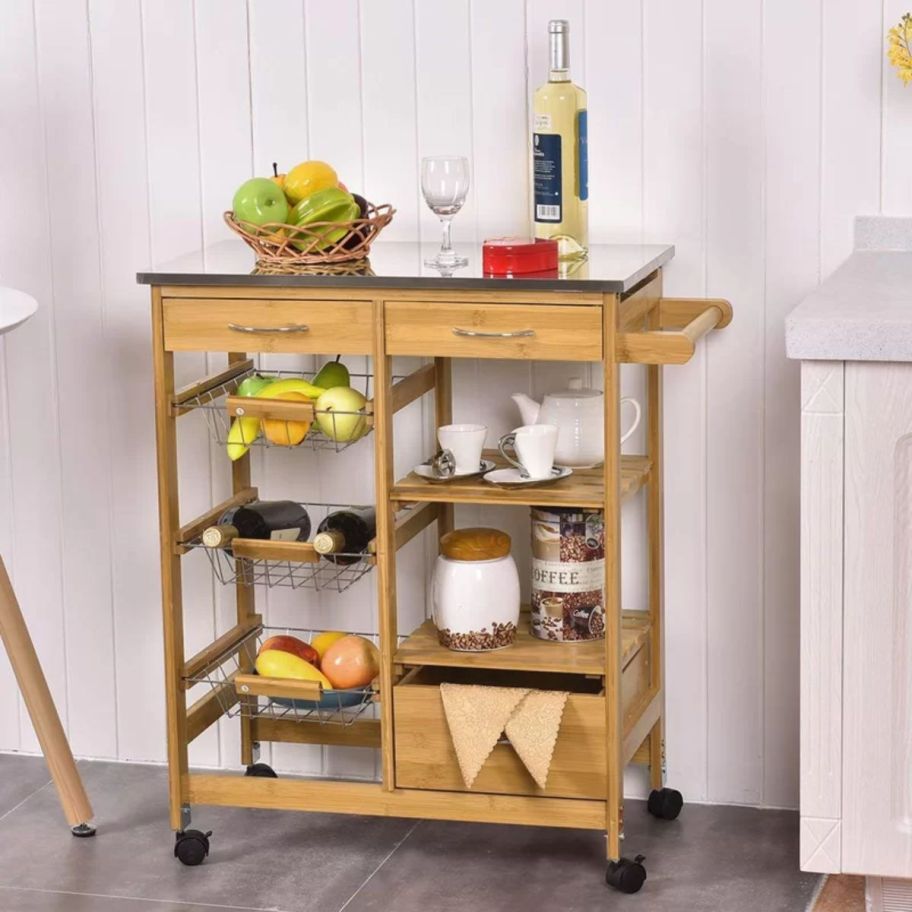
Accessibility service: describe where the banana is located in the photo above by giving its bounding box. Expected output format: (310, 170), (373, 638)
(256, 377), (326, 400)
(226, 415), (261, 461)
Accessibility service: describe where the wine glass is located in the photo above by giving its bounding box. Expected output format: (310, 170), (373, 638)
(421, 156), (470, 268)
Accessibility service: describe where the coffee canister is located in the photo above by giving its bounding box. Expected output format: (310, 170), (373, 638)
(530, 507), (605, 642)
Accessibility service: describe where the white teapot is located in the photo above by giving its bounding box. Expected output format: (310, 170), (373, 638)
(511, 379), (641, 469)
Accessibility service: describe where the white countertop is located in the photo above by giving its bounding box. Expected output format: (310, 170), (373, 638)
(786, 217), (912, 362)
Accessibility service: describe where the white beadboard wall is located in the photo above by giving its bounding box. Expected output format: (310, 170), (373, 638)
(0, 0), (906, 809)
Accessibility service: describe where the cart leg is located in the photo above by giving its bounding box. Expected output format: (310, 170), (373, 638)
(152, 289), (191, 832)
(648, 718), (664, 791)
(373, 302), (399, 791)
(434, 357), (455, 541)
(641, 285), (683, 824)
(0, 557), (95, 834)
(602, 294), (627, 866)
(229, 351), (256, 769)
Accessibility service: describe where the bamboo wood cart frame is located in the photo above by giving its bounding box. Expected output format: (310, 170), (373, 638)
(147, 269), (731, 878)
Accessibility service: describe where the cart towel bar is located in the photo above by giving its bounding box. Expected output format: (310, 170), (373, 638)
(452, 327), (536, 339)
(228, 322), (310, 334)
(615, 297), (732, 365)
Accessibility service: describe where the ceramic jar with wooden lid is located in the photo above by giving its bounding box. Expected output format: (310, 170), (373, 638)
(432, 527), (521, 651)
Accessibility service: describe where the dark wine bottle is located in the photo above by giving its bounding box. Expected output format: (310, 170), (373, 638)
(312, 506), (376, 564)
(201, 501), (311, 549)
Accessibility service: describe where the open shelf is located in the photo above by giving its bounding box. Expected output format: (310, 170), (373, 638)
(391, 451), (651, 509)
(395, 611), (650, 676)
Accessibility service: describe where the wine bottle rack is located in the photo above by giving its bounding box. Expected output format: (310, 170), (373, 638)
(186, 625), (379, 728)
(184, 500), (376, 594)
(175, 365), (381, 454)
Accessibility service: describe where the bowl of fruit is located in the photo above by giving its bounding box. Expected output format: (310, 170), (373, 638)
(253, 630), (380, 713)
(226, 160), (394, 266)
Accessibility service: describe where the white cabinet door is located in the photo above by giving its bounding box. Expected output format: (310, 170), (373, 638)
(844, 361), (912, 876)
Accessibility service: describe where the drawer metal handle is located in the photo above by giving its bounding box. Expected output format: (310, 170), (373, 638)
(227, 322), (310, 335)
(451, 327), (536, 339)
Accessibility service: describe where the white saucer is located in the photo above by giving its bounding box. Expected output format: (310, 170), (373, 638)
(414, 459), (496, 483)
(483, 466), (573, 487)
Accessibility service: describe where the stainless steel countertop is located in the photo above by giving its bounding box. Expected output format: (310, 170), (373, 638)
(137, 239), (675, 294)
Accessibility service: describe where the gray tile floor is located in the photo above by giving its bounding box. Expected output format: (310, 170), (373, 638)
(0, 755), (819, 912)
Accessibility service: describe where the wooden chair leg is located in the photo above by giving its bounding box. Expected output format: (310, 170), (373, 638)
(0, 556), (94, 833)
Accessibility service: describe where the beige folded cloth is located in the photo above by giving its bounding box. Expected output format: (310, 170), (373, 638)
(439, 683), (569, 790)
(505, 689), (570, 788)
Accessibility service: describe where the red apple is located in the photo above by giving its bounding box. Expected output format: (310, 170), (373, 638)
(321, 635), (379, 689)
(259, 635), (320, 668)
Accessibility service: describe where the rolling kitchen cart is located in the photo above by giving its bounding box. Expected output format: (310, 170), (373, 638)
(138, 242), (731, 892)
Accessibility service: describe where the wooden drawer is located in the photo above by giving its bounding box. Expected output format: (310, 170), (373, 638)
(393, 655), (649, 799)
(162, 298), (373, 354)
(384, 301), (602, 361)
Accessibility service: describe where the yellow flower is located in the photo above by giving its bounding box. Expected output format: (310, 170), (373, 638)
(888, 13), (912, 85)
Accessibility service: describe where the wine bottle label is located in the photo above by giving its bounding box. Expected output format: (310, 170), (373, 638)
(533, 133), (562, 222)
(577, 109), (588, 201)
(269, 528), (300, 542)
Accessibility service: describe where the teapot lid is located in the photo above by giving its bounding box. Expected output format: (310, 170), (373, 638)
(547, 377), (602, 400)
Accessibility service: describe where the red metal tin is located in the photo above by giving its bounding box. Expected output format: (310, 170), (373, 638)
(482, 237), (559, 276)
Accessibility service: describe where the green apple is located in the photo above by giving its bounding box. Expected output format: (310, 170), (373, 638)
(232, 177), (289, 226)
(313, 357), (350, 390)
(288, 187), (359, 251)
(236, 374), (275, 397)
(315, 386), (368, 442)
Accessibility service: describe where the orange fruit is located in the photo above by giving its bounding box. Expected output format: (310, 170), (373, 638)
(284, 160), (338, 204)
(262, 391), (312, 446)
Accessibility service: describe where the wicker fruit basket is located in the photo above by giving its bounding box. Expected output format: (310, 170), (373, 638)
(224, 201), (395, 266)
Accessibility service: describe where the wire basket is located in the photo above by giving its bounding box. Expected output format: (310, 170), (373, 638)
(181, 366), (374, 455)
(186, 625), (379, 727)
(224, 202), (394, 266)
(187, 501), (375, 593)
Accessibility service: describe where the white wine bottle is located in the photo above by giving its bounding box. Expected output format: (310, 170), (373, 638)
(532, 19), (588, 259)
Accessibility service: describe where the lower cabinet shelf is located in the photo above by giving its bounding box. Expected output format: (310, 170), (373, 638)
(395, 612), (651, 676)
(394, 666), (608, 799)
(392, 615), (653, 799)
(393, 645), (651, 799)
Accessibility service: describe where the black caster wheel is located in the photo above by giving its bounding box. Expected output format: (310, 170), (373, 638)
(174, 829), (211, 866)
(606, 855), (647, 894)
(648, 787), (684, 820)
(245, 762), (278, 778)
(71, 823), (96, 838)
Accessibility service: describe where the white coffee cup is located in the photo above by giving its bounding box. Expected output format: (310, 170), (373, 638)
(437, 424), (487, 474)
(498, 424), (558, 480)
